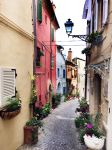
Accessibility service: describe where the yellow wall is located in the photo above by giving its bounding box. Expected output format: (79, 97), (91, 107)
(0, 0), (34, 149)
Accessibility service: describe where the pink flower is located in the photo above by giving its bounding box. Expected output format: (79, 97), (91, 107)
(86, 123), (93, 129)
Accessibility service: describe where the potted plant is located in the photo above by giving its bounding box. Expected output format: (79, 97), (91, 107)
(0, 97), (21, 119)
(24, 117), (43, 144)
(79, 97), (89, 113)
(83, 123), (105, 150)
(79, 113), (105, 149)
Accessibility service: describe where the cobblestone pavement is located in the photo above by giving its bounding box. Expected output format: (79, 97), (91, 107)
(18, 99), (87, 150)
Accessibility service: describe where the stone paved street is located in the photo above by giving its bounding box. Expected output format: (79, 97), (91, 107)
(19, 99), (87, 150)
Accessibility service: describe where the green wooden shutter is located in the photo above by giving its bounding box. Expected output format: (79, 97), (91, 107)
(37, 0), (42, 22)
(51, 27), (54, 41)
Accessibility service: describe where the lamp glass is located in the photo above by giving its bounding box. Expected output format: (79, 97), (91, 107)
(64, 19), (74, 34)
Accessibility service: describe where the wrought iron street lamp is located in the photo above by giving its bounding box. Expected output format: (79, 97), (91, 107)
(64, 19), (88, 42)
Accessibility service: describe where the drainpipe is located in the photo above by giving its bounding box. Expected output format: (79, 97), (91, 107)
(50, 20), (52, 83)
(85, 55), (87, 98)
(32, 0), (37, 75)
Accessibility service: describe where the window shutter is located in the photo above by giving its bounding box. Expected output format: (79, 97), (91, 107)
(37, 0), (42, 22)
(103, 0), (108, 25)
(0, 68), (16, 106)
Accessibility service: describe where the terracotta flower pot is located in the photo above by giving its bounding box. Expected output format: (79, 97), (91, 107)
(24, 126), (38, 145)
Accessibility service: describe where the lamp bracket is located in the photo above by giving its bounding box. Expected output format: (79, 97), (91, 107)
(68, 34), (88, 42)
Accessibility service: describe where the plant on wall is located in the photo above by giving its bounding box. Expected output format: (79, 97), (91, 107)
(29, 75), (37, 107)
(0, 93), (21, 119)
(86, 31), (102, 45)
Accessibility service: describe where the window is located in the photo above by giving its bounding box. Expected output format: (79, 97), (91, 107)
(102, 0), (108, 25)
(0, 68), (16, 107)
(36, 47), (44, 67)
(63, 69), (66, 78)
(37, 0), (42, 22)
(63, 87), (66, 94)
(51, 27), (54, 41)
(51, 54), (54, 69)
(57, 68), (60, 77)
(94, 0), (98, 31)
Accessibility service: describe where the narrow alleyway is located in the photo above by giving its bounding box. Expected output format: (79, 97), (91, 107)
(19, 99), (87, 150)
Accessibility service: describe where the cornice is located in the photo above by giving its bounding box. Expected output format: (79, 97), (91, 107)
(0, 14), (34, 40)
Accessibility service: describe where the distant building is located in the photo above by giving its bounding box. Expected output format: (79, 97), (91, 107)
(56, 45), (66, 94)
(66, 49), (76, 95)
(72, 58), (85, 98)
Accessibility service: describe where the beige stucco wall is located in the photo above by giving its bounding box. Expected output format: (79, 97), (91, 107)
(0, 0), (34, 149)
(0, 0), (33, 35)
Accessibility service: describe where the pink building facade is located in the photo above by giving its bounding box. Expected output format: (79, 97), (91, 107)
(35, 0), (59, 106)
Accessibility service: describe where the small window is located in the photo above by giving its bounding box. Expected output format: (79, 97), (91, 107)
(63, 87), (66, 94)
(63, 69), (66, 78)
(36, 47), (44, 67)
(51, 55), (54, 69)
(51, 27), (54, 41)
(57, 68), (60, 77)
(37, 0), (42, 22)
(0, 68), (16, 107)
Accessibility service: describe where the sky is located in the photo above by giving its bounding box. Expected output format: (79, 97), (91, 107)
(52, 0), (87, 59)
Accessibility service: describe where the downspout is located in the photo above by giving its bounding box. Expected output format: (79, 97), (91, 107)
(50, 20), (52, 83)
(85, 55), (87, 98)
(32, 0), (37, 75)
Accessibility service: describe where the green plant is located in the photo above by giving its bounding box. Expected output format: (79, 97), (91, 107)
(4, 97), (21, 112)
(75, 114), (90, 128)
(26, 117), (43, 128)
(52, 94), (61, 108)
(86, 31), (102, 44)
(30, 76), (37, 106)
(78, 113), (103, 143)
(79, 97), (89, 113)
(42, 103), (50, 117)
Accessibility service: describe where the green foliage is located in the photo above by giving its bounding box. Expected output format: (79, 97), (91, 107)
(86, 31), (102, 43)
(75, 113), (90, 128)
(30, 76), (37, 106)
(5, 97), (21, 111)
(79, 129), (86, 143)
(78, 113), (103, 143)
(26, 117), (43, 128)
(52, 94), (61, 108)
(79, 97), (89, 113)
(42, 103), (50, 117)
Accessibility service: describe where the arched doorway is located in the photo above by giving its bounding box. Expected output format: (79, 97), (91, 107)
(57, 82), (61, 94)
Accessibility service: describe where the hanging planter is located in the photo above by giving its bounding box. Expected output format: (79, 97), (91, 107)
(84, 134), (105, 150)
(86, 31), (102, 45)
(93, 34), (102, 45)
(0, 107), (21, 119)
(0, 97), (21, 119)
